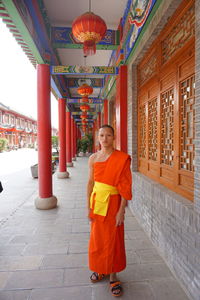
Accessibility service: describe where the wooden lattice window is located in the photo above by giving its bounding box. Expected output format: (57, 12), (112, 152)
(148, 98), (157, 161)
(180, 74), (195, 172)
(139, 104), (146, 158)
(137, 0), (195, 200)
(161, 4), (195, 64)
(161, 88), (174, 166)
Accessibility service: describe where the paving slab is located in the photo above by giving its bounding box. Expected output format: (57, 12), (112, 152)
(30, 286), (92, 300)
(0, 290), (31, 300)
(4, 269), (64, 289)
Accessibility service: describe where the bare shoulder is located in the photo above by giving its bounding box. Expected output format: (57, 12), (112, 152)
(88, 153), (98, 167)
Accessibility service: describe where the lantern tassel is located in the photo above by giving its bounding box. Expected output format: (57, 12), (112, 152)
(83, 40), (96, 56)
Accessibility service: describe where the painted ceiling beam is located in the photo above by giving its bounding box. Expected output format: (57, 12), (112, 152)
(75, 119), (94, 122)
(51, 27), (119, 50)
(51, 66), (118, 75)
(67, 99), (103, 104)
(66, 78), (104, 88)
(72, 112), (96, 115)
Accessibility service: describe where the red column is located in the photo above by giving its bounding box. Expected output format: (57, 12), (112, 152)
(57, 98), (69, 178)
(103, 99), (108, 124)
(92, 121), (96, 153)
(66, 112), (73, 167)
(73, 120), (77, 157)
(71, 117), (76, 160)
(98, 112), (101, 129)
(116, 65), (127, 152)
(35, 64), (57, 209)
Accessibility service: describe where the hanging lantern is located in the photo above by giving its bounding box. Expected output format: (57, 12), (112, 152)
(82, 119), (87, 125)
(80, 113), (87, 120)
(77, 84), (93, 97)
(80, 104), (90, 112)
(72, 12), (107, 56)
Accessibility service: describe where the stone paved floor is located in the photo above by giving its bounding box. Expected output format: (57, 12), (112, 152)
(0, 157), (189, 300)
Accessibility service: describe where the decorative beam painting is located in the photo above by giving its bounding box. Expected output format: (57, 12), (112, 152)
(51, 27), (120, 50)
(51, 66), (118, 75)
(72, 112), (96, 115)
(66, 78), (104, 88)
(67, 99), (103, 104)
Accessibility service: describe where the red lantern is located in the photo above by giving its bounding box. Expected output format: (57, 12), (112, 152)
(82, 119), (87, 125)
(80, 104), (90, 112)
(72, 12), (107, 56)
(77, 84), (93, 97)
(80, 114), (87, 120)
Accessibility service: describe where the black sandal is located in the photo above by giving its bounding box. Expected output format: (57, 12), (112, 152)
(110, 281), (123, 297)
(90, 272), (105, 283)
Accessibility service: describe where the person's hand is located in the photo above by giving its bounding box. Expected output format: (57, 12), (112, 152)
(116, 209), (125, 226)
(87, 208), (93, 222)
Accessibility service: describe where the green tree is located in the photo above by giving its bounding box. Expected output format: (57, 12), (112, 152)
(78, 134), (93, 154)
(0, 138), (8, 152)
(51, 136), (59, 153)
(85, 133), (93, 153)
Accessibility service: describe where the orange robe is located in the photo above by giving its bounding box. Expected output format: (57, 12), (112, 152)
(89, 150), (132, 274)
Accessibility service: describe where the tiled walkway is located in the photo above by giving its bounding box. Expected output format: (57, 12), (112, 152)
(0, 157), (189, 299)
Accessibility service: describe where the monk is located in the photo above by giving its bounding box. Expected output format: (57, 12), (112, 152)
(87, 124), (132, 297)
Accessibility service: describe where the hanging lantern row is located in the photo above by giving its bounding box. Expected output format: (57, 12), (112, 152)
(77, 84), (93, 97)
(72, 12), (107, 56)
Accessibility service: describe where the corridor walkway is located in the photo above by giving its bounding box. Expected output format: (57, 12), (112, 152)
(0, 157), (189, 300)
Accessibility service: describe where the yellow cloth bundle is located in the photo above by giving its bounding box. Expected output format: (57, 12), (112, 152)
(90, 181), (119, 216)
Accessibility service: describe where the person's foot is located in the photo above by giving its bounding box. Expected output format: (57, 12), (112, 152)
(110, 281), (123, 297)
(90, 272), (105, 283)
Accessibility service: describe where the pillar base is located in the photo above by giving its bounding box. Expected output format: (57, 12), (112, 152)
(72, 157), (76, 161)
(57, 171), (69, 179)
(35, 195), (57, 210)
(67, 162), (74, 167)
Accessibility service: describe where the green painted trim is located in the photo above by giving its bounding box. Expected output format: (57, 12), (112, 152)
(105, 79), (117, 99)
(2, 0), (44, 63)
(0, 16), (12, 21)
(116, 30), (120, 45)
(125, 0), (163, 65)
(53, 43), (118, 50)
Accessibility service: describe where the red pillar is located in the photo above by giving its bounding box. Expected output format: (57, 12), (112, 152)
(98, 112), (101, 129)
(73, 121), (77, 157)
(57, 98), (69, 178)
(116, 65), (127, 152)
(103, 99), (108, 124)
(35, 64), (57, 209)
(92, 121), (96, 153)
(71, 117), (76, 161)
(66, 112), (73, 167)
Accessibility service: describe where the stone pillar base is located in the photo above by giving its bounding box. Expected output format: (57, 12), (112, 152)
(72, 157), (76, 161)
(67, 162), (74, 167)
(57, 171), (69, 179)
(35, 195), (57, 210)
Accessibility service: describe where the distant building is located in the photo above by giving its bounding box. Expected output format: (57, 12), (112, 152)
(0, 102), (57, 150)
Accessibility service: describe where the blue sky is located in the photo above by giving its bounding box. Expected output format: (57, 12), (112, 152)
(0, 19), (58, 128)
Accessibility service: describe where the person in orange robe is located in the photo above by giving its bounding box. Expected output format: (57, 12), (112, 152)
(87, 124), (132, 297)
